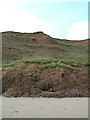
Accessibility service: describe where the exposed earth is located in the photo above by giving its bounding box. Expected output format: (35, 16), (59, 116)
(1, 31), (89, 97)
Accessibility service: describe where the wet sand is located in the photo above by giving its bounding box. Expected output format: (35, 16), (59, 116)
(2, 96), (88, 118)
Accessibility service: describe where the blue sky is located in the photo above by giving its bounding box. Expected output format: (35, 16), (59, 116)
(0, 0), (88, 40)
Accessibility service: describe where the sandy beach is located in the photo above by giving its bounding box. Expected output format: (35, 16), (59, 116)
(0, 96), (2, 119)
(1, 96), (88, 118)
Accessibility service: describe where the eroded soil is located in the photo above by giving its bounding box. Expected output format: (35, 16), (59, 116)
(2, 64), (88, 97)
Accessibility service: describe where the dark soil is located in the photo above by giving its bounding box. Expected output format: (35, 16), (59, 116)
(2, 64), (88, 98)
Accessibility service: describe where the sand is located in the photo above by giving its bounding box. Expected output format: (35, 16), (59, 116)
(1, 96), (88, 118)
(0, 96), (2, 119)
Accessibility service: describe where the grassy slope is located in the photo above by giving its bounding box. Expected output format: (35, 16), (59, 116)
(2, 31), (88, 70)
(2, 31), (89, 97)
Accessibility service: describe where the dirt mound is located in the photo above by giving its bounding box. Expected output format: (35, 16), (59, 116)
(2, 64), (88, 97)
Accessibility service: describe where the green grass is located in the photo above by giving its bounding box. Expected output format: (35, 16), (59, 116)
(88, 69), (90, 75)
(2, 32), (88, 69)
(30, 73), (33, 77)
(70, 80), (75, 83)
(40, 62), (78, 70)
(2, 61), (21, 67)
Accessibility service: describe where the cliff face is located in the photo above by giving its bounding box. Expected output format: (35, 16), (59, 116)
(1, 31), (88, 97)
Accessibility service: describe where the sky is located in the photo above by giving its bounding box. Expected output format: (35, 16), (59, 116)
(0, 0), (89, 40)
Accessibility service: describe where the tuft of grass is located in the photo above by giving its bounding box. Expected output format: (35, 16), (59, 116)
(2, 61), (22, 68)
(40, 62), (78, 70)
(70, 80), (75, 83)
(88, 69), (90, 75)
(30, 73), (33, 77)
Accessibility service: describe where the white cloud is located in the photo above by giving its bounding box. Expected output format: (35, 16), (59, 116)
(0, 1), (51, 34)
(67, 21), (88, 40)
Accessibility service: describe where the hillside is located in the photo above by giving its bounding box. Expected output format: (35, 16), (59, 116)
(1, 31), (89, 97)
